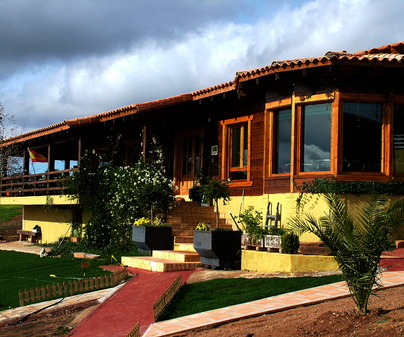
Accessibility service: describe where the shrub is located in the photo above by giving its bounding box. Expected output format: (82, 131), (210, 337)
(281, 232), (300, 254)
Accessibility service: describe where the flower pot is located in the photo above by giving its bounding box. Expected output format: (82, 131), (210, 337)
(132, 226), (173, 255)
(265, 235), (282, 249)
(193, 230), (242, 269)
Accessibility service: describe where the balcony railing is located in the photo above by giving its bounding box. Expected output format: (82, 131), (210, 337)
(0, 169), (76, 197)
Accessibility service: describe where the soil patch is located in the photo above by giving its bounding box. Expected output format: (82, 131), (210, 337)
(0, 214), (22, 241)
(0, 301), (99, 337)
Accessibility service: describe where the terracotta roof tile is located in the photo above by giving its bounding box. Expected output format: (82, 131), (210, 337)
(192, 81), (235, 99)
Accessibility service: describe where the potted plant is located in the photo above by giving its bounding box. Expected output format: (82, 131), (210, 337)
(281, 232), (300, 254)
(132, 217), (173, 255)
(265, 226), (285, 252)
(193, 222), (242, 269)
(199, 177), (230, 228)
(236, 209), (265, 250)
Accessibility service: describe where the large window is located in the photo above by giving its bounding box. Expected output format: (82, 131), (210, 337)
(229, 122), (248, 180)
(394, 105), (404, 174)
(301, 103), (331, 172)
(273, 108), (291, 174)
(343, 102), (382, 172)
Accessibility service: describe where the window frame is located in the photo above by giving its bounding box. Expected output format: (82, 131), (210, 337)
(221, 115), (254, 187)
(338, 93), (387, 176)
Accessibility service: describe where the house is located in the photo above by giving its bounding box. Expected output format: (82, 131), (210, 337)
(1, 41), (404, 244)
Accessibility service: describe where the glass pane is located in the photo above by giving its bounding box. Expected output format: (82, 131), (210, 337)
(230, 170), (247, 180)
(343, 102), (382, 172)
(243, 125), (248, 167)
(273, 109), (291, 174)
(394, 105), (404, 174)
(302, 103), (331, 172)
(231, 125), (241, 167)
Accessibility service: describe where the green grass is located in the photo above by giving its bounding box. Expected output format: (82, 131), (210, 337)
(0, 250), (111, 311)
(0, 205), (22, 222)
(158, 274), (344, 321)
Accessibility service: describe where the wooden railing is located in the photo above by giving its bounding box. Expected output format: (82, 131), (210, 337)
(0, 169), (76, 197)
(18, 268), (128, 306)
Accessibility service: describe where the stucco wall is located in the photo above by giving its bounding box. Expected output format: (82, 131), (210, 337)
(23, 205), (89, 244)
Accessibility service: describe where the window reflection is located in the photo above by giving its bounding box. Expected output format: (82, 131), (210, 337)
(343, 102), (382, 172)
(273, 108), (291, 174)
(302, 103), (331, 172)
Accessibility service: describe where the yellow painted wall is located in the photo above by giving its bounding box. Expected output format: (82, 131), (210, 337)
(241, 249), (339, 273)
(0, 195), (76, 206)
(206, 192), (404, 242)
(23, 205), (89, 244)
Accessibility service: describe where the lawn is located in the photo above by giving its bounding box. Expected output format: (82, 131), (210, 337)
(158, 274), (344, 321)
(0, 205), (22, 222)
(0, 250), (111, 311)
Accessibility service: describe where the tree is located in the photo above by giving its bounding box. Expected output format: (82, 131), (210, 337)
(0, 103), (22, 180)
(199, 177), (230, 228)
(289, 193), (404, 314)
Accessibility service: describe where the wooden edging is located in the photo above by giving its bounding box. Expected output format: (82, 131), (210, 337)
(126, 322), (140, 337)
(152, 274), (183, 320)
(18, 268), (128, 307)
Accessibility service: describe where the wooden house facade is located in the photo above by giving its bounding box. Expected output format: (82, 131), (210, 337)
(1, 41), (404, 243)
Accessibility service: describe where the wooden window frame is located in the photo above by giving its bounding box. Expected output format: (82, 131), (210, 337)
(221, 115), (254, 187)
(338, 93), (387, 177)
(266, 94), (335, 179)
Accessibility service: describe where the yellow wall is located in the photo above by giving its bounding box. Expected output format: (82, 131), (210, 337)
(0, 195), (76, 206)
(241, 250), (339, 273)
(23, 205), (89, 244)
(213, 192), (404, 242)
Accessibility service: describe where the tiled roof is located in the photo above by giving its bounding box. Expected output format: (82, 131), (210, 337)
(236, 41), (404, 82)
(2, 94), (193, 146)
(4, 41), (404, 145)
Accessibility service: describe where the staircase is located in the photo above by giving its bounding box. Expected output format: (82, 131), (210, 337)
(122, 201), (233, 272)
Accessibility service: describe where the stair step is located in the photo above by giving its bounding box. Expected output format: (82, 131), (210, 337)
(174, 242), (195, 252)
(153, 250), (200, 262)
(121, 256), (201, 272)
(175, 236), (194, 243)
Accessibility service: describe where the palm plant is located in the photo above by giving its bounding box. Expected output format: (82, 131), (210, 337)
(289, 193), (404, 314)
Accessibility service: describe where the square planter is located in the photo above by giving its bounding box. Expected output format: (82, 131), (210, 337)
(193, 230), (242, 269)
(132, 226), (173, 255)
(265, 235), (282, 250)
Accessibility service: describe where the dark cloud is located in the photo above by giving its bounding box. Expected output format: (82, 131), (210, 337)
(0, 0), (255, 78)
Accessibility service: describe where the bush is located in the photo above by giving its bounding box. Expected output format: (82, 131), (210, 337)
(281, 232), (300, 254)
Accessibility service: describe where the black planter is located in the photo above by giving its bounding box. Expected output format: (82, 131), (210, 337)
(193, 230), (242, 269)
(132, 226), (173, 255)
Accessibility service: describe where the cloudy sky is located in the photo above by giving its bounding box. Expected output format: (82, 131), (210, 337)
(1, 0), (403, 135)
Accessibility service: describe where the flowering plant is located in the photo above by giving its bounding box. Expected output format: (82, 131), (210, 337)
(133, 217), (152, 226)
(66, 138), (175, 250)
(195, 222), (210, 231)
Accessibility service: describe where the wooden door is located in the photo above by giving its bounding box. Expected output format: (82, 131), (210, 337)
(175, 130), (204, 196)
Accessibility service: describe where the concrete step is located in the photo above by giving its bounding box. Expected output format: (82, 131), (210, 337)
(299, 242), (332, 256)
(174, 242), (195, 252)
(153, 250), (200, 262)
(174, 235), (194, 244)
(121, 256), (200, 272)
